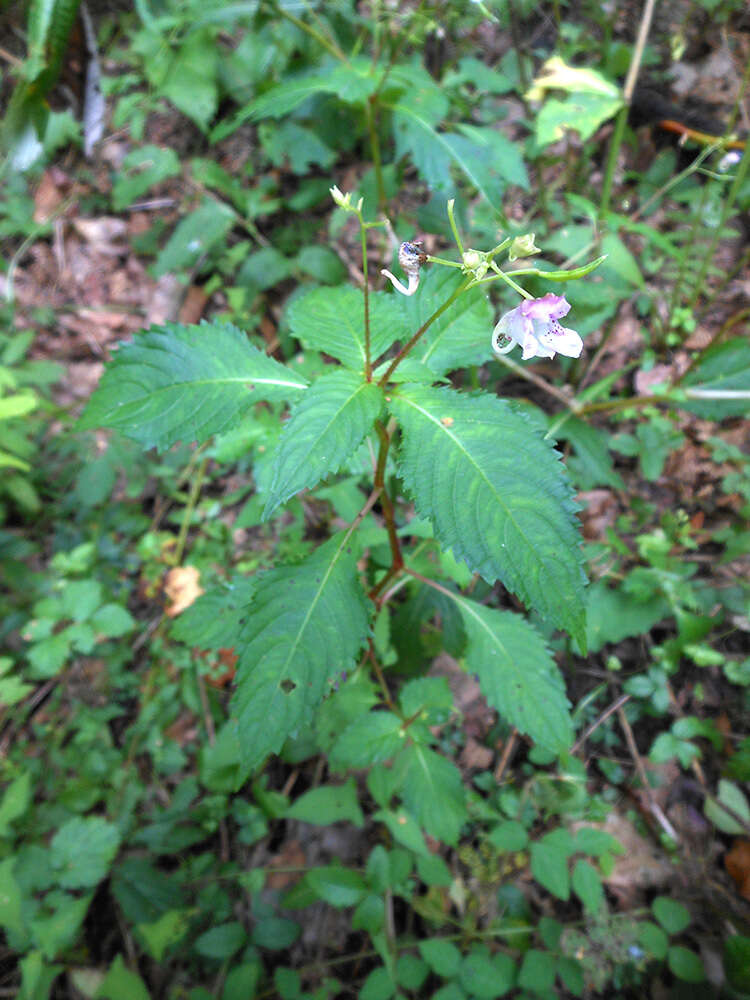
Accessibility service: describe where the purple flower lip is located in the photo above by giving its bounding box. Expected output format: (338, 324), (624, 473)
(492, 294), (583, 361)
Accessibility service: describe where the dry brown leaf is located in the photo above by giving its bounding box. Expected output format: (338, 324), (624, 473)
(725, 839), (750, 901)
(267, 840), (307, 890)
(164, 566), (204, 617)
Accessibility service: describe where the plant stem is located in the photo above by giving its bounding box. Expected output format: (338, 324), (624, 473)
(599, 0), (656, 221)
(173, 456), (208, 566)
(360, 215), (373, 378)
(378, 278), (472, 385)
(365, 97), (386, 212)
(273, 0), (348, 62)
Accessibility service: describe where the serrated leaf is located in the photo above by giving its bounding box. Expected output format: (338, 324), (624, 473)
(400, 745), (467, 845)
(263, 370), (383, 519)
(389, 385), (586, 645)
(78, 322), (307, 451)
(287, 286), (407, 371)
(231, 533), (370, 771)
(392, 106), (513, 211)
(397, 269), (493, 376)
(453, 597), (573, 751)
(330, 711), (405, 770)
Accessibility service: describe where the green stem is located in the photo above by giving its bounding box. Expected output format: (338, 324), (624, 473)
(447, 199), (465, 256)
(360, 214), (373, 377)
(377, 278), (473, 385)
(273, 0), (348, 62)
(599, 0), (657, 222)
(685, 115), (750, 314)
(365, 98), (386, 212)
(173, 456), (208, 566)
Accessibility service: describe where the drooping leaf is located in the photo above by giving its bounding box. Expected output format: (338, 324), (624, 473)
(397, 269), (493, 376)
(263, 369), (383, 519)
(78, 322), (308, 451)
(453, 597), (573, 752)
(212, 60), (378, 140)
(287, 286), (407, 371)
(389, 385), (586, 645)
(392, 108), (522, 211)
(231, 532), (370, 771)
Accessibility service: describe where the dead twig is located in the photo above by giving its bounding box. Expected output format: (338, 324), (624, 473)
(618, 706), (680, 843)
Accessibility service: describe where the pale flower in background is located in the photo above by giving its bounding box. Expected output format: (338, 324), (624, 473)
(492, 293), (583, 361)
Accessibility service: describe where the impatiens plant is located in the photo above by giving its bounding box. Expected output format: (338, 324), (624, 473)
(78, 196), (604, 809)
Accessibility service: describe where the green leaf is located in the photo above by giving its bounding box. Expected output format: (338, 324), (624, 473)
(400, 745), (467, 845)
(584, 580), (670, 654)
(419, 938), (462, 978)
(652, 896), (690, 934)
(571, 858), (604, 913)
(161, 30), (218, 130)
(31, 892), (91, 961)
(285, 778), (364, 827)
(330, 712), (405, 770)
(392, 107), (517, 211)
(136, 909), (191, 961)
(680, 338), (750, 420)
(453, 598), (573, 752)
(194, 922), (246, 959)
(530, 829), (574, 900)
(488, 820), (529, 851)
(374, 808), (430, 857)
(460, 949), (515, 998)
(97, 955), (151, 1000)
(112, 145), (181, 211)
(398, 269), (493, 376)
(667, 946), (705, 983)
(78, 322), (307, 451)
(231, 532), (370, 771)
(705, 779), (750, 834)
(213, 60), (378, 139)
(536, 92), (623, 145)
(90, 603), (135, 638)
(51, 817), (121, 889)
(0, 392), (37, 420)
(287, 286), (406, 371)
(154, 200), (235, 277)
(306, 866), (367, 908)
(263, 370), (383, 519)
(0, 772), (32, 837)
(518, 948), (556, 993)
(389, 385), (586, 645)
(637, 921), (668, 960)
(724, 935), (750, 991)
(0, 857), (25, 944)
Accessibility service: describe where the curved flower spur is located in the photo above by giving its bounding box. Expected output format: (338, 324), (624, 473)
(381, 241), (428, 296)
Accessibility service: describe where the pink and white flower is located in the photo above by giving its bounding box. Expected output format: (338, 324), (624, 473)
(492, 294), (583, 361)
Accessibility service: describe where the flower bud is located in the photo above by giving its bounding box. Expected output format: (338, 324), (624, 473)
(508, 233), (540, 261)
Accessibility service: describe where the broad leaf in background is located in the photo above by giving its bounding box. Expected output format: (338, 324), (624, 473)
(212, 59), (378, 140)
(287, 286), (407, 370)
(263, 369), (384, 519)
(78, 322), (308, 450)
(679, 338), (750, 420)
(231, 532), (370, 770)
(111, 145), (181, 211)
(528, 57), (623, 146)
(389, 385), (586, 646)
(399, 269), (493, 375)
(160, 29), (218, 131)
(154, 200), (236, 277)
(392, 107), (516, 212)
(453, 597), (573, 751)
